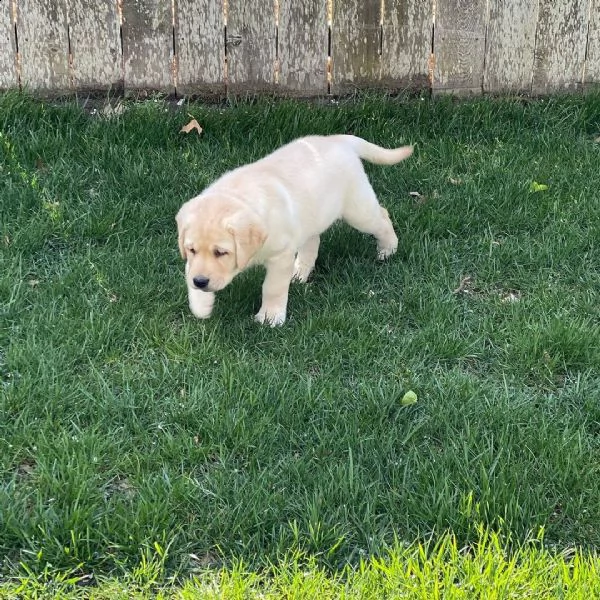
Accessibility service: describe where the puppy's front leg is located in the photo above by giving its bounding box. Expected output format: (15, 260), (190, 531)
(188, 287), (215, 319)
(255, 251), (295, 326)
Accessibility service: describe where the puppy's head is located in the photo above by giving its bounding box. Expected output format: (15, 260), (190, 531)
(176, 195), (266, 292)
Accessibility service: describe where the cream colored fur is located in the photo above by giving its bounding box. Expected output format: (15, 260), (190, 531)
(176, 135), (413, 325)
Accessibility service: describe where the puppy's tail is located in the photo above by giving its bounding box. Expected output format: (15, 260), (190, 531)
(337, 135), (413, 165)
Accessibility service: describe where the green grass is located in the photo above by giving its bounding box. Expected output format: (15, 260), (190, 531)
(2, 529), (600, 598)
(1, 91), (600, 593)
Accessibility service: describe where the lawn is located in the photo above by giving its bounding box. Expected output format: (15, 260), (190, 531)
(1, 91), (599, 595)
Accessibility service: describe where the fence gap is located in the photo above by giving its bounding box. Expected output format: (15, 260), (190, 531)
(12, 0), (21, 89)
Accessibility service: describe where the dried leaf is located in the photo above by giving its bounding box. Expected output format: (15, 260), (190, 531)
(409, 191), (427, 204)
(453, 275), (473, 295)
(594, 135), (600, 143)
(500, 290), (521, 303)
(449, 177), (462, 185)
(180, 118), (203, 136)
(101, 102), (126, 119)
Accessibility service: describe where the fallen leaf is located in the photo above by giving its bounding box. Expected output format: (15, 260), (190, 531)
(529, 181), (549, 192)
(449, 177), (462, 185)
(594, 135), (600, 143)
(409, 191), (427, 204)
(500, 290), (521, 303)
(180, 118), (203, 135)
(453, 275), (473, 295)
(101, 102), (126, 119)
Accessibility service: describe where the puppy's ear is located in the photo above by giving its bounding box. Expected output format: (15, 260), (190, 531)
(175, 206), (190, 259)
(226, 212), (267, 270)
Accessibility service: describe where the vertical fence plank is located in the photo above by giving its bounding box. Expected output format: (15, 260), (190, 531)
(1, 0), (17, 88)
(176, 0), (224, 96)
(532, 0), (590, 93)
(226, 0), (276, 94)
(433, 0), (487, 94)
(17, 0), (70, 92)
(68, 0), (122, 91)
(331, 0), (381, 93)
(278, 0), (328, 95)
(585, 0), (600, 86)
(122, 0), (174, 93)
(381, 0), (432, 90)
(484, 1), (537, 93)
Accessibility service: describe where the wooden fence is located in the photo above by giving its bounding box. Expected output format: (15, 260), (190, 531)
(1, 0), (599, 97)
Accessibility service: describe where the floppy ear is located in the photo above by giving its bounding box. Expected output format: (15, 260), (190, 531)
(175, 206), (190, 259)
(226, 212), (267, 270)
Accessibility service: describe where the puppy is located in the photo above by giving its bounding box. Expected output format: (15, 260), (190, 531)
(176, 135), (413, 325)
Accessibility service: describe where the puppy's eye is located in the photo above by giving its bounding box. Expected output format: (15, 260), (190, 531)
(213, 248), (228, 258)
(188, 248), (196, 255)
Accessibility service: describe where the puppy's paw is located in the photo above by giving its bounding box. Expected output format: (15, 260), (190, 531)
(377, 243), (397, 261)
(188, 289), (215, 319)
(255, 307), (287, 327)
(292, 262), (313, 283)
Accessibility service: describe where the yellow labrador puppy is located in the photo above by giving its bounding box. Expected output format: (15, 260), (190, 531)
(176, 135), (413, 326)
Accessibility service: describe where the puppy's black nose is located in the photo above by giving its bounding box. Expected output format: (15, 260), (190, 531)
(193, 276), (210, 290)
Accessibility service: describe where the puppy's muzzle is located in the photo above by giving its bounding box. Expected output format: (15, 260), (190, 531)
(192, 275), (210, 290)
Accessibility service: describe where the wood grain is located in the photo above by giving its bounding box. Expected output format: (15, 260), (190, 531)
(278, 0), (328, 95)
(16, 0), (70, 93)
(226, 0), (277, 93)
(68, 0), (122, 91)
(380, 0), (432, 90)
(331, 0), (381, 93)
(0, 0), (17, 89)
(176, 0), (224, 96)
(433, 0), (487, 94)
(532, 0), (590, 93)
(583, 0), (600, 86)
(122, 0), (174, 93)
(484, 0), (538, 93)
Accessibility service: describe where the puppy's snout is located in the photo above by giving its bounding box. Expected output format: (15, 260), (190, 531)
(192, 275), (210, 290)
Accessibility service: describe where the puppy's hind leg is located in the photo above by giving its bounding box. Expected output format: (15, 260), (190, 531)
(293, 235), (320, 282)
(342, 181), (398, 260)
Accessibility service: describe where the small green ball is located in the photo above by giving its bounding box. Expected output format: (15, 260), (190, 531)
(401, 390), (418, 406)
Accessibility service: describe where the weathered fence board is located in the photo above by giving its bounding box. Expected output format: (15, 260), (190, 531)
(484, 0), (538, 93)
(17, 0), (70, 92)
(278, 0), (328, 95)
(226, 0), (277, 93)
(433, 0), (487, 94)
(331, 0), (381, 93)
(68, 0), (122, 91)
(532, 0), (590, 93)
(122, 0), (174, 93)
(1, 0), (17, 89)
(176, 0), (224, 95)
(381, 0), (432, 89)
(584, 0), (600, 86)
(2, 0), (600, 97)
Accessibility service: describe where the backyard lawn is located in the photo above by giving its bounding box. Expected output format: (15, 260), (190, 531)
(1, 91), (599, 596)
